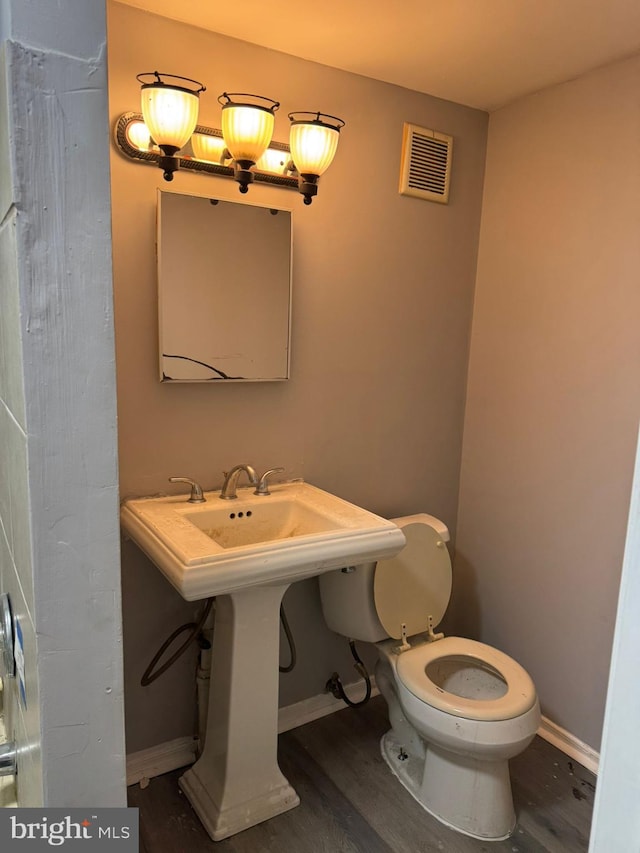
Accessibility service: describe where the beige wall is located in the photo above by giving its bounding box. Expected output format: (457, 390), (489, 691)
(108, 2), (488, 752)
(455, 54), (640, 751)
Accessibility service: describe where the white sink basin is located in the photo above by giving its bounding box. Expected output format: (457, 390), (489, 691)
(121, 481), (405, 600)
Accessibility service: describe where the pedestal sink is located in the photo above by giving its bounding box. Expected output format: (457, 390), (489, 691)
(121, 481), (405, 840)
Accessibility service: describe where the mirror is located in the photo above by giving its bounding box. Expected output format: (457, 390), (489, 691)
(157, 190), (292, 381)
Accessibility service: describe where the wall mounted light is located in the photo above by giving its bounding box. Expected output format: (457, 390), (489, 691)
(218, 93), (279, 194)
(117, 72), (345, 204)
(137, 72), (206, 181)
(288, 112), (345, 205)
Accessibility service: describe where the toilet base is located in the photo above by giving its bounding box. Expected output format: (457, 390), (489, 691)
(380, 730), (515, 841)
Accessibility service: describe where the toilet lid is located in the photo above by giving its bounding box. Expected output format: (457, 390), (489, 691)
(374, 519), (452, 639)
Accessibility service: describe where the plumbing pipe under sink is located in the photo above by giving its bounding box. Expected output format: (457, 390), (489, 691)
(196, 603), (216, 756)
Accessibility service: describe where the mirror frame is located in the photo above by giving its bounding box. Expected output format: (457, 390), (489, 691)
(157, 189), (294, 383)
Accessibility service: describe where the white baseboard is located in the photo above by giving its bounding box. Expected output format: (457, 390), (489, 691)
(537, 715), (599, 775)
(125, 682), (599, 786)
(126, 679), (375, 787)
(278, 679), (379, 733)
(126, 735), (197, 787)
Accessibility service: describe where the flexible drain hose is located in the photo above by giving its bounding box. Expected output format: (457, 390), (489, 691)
(141, 599), (214, 686)
(326, 640), (372, 708)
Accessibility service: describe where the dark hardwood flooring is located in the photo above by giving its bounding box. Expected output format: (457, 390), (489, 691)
(129, 696), (596, 852)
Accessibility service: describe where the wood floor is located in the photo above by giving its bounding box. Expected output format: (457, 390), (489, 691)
(129, 696), (596, 853)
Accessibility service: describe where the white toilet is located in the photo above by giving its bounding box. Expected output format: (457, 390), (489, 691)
(319, 513), (540, 841)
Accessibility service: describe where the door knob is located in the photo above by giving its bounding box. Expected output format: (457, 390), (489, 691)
(0, 741), (16, 776)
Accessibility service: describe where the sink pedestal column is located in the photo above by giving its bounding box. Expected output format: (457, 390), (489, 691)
(179, 583), (299, 841)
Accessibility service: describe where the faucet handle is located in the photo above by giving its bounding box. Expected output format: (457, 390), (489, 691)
(168, 477), (206, 503)
(254, 467), (285, 496)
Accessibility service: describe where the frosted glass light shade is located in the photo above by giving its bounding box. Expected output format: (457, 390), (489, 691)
(191, 133), (228, 163)
(141, 85), (200, 151)
(288, 112), (345, 204)
(126, 119), (153, 152)
(137, 73), (206, 182)
(289, 121), (340, 176)
(221, 104), (275, 163)
(218, 94), (279, 167)
(255, 147), (289, 173)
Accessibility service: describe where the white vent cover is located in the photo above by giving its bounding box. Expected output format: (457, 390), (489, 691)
(399, 123), (453, 204)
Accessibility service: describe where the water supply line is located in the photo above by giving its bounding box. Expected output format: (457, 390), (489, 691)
(326, 640), (372, 708)
(195, 602), (215, 755)
(141, 598), (214, 687)
(279, 604), (297, 673)
(141, 592), (298, 763)
(141, 596), (298, 756)
(142, 598), (298, 685)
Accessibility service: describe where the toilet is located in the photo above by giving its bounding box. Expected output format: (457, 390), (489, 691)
(318, 513), (540, 841)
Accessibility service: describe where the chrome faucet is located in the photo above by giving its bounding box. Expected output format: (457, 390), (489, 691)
(220, 464), (259, 500)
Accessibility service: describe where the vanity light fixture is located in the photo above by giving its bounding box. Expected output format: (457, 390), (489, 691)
(121, 72), (345, 203)
(137, 72), (206, 181)
(288, 112), (345, 205)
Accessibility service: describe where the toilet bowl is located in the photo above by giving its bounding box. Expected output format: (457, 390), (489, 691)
(319, 513), (540, 841)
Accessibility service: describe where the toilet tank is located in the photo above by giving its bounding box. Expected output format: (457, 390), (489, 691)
(319, 561), (388, 643)
(318, 513), (451, 644)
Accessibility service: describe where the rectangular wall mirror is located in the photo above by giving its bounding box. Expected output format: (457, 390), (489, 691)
(157, 190), (292, 382)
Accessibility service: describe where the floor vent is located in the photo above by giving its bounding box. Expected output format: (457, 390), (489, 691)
(399, 123), (453, 204)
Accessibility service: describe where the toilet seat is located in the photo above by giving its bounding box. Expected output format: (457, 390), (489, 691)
(396, 636), (537, 722)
